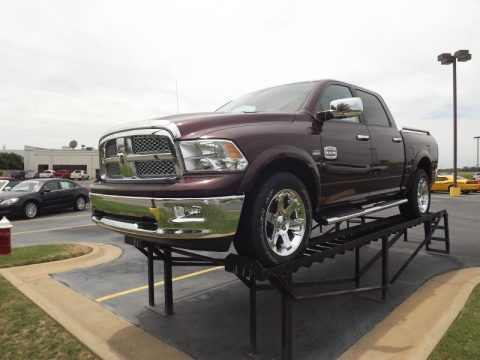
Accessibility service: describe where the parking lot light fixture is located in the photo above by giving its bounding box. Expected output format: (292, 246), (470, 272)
(437, 50), (472, 196)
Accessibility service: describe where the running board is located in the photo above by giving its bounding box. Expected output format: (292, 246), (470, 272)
(322, 199), (408, 225)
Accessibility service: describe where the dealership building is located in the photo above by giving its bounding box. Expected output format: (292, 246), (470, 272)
(0, 145), (100, 179)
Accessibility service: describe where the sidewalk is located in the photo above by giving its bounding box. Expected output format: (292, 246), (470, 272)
(2, 242), (479, 359)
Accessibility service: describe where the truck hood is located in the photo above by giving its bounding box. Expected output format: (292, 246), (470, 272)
(101, 112), (296, 141)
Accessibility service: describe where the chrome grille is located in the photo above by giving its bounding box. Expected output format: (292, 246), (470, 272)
(100, 129), (181, 181)
(131, 135), (170, 154)
(135, 160), (176, 178)
(106, 163), (121, 176)
(105, 140), (118, 158)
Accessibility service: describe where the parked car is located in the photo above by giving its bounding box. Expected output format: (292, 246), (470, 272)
(39, 170), (55, 178)
(70, 170), (90, 180)
(0, 179), (89, 219)
(473, 172), (480, 180)
(0, 178), (22, 191)
(25, 171), (39, 179)
(431, 175), (479, 194)
(90, 79), (438, 266)
(54, 169), (71, 179)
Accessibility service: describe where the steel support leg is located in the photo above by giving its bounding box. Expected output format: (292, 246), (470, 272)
(147, 246), (155, 307)
(381, 236), (389, 301)
(249, 277), (257, 355)
(355, 247), (360, 288)
(164, 249), (174, 316)
(281, 274), (293, 360)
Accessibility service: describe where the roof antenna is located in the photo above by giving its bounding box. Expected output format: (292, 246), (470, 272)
(176, 80), (179, 114)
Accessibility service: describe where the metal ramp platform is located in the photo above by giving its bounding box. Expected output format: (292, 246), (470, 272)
(126, 209), (449, 360)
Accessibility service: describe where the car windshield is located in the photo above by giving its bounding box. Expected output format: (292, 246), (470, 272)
(216, 82), (316, 114)
(11, 181), (41, 192)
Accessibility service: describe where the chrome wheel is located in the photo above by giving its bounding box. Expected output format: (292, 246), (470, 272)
(264, 189), (306, 256)
(417, 177), (429, 214)
(24, 202), (38, 219)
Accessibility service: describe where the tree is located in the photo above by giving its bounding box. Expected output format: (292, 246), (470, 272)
(0, 153), (24, 170)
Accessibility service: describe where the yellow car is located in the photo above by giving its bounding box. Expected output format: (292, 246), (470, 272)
(431, 175), (479, 194)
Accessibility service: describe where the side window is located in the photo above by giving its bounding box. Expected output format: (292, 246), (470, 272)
(316, 85), (359, 123)
(357, 90), (391, 127)
(44, 181), (59, 191)
(59, 181), (73, 190)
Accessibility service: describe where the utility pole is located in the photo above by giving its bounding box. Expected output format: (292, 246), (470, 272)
(475, 136), (480, 171)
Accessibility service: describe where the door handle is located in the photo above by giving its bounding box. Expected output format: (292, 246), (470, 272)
(392, 137), (403, 143)
(356, 134), (370, 141)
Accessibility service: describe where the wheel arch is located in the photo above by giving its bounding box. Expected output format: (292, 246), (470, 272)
(239, 146), (320, 211)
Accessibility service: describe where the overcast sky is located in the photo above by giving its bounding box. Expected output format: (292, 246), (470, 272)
(1, 0), (479, 168)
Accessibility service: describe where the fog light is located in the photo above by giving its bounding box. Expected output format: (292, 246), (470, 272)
(174, 205), (203, 218)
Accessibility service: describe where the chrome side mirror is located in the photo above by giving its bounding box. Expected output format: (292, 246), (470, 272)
(317, 97), (363, 121)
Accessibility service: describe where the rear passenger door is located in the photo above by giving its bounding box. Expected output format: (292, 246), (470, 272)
(356, 90), (404, 194)
(58, 180), (75, 207)
(316, 84), (373, 205)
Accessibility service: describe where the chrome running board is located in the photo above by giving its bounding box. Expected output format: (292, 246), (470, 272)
(323, 199), (408, 225)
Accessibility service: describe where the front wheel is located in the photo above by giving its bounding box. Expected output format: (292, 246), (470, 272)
(400, 169), (430, 219)
(23, 201), (38, 219)
(234, 172), (312, 267)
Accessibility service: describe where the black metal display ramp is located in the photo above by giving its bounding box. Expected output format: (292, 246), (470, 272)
(126, 209), (449, 360)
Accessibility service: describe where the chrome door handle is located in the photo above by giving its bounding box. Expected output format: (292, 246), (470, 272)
(392, 137), (403, 143)
(356, 134), (370, 141)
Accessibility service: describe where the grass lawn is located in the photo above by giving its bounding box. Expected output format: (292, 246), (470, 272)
(429, 284), (480, 360)
(0, 244), (97, 360)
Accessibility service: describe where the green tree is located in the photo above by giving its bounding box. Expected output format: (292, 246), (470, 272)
(0, 153), (24, 170)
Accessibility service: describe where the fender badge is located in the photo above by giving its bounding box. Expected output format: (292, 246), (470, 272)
(324, 146), (338, 160)
(312, 149), (322, 156)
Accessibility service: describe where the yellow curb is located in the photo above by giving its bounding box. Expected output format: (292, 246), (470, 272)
(339, 267), (480, 360)
(0, 242), (191, 360)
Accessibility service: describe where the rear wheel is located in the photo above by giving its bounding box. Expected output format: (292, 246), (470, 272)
(400, 169), (430, 219)
(23, 201), (38, 219)
(73, 196), (87, 211)
(234, 172), (312, 267)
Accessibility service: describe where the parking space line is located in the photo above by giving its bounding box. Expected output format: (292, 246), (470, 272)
(11, 212), (91, 224)
(14, 224), (96, 235)
(95, 265), (224, 303)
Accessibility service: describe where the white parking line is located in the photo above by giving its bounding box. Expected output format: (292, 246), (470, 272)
(11, 211), (91, 224)
(13, 223), (96, 235)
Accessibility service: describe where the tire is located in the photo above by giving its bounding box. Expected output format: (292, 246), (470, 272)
(23, 201), (38, 219)
(400, 169), (430, 219)
(234, 172), (312, 267)
(73, 196), (87, 211)
(462, 190), (470, 195)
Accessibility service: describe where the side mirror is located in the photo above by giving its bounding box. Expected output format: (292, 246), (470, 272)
(316, 97), (363, 122)
(4, 187), (11, 191)
(42, 188), (51, 194)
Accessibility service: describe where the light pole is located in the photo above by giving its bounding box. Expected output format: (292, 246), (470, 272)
(475, 136), (480, 171)
(437, 50), (472, 196)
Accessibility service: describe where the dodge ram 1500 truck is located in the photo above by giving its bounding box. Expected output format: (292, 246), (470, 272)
(90, 80), (438, 266)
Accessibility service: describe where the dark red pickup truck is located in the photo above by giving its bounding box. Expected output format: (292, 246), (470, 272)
(91, 80), (438, 266)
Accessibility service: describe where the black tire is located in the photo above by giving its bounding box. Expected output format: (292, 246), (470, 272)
(234, 172), (312, 267)
(400, 169), (430, 219)
(462, 190), (470, 195)
(23, 201), (38, 219)
(73, 196), (87, 211)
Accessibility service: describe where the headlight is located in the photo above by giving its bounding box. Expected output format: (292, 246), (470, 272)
(0, 198), (19, 206)
(179, 140), (248, 172)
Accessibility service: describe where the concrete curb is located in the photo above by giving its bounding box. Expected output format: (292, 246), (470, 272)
(339, 267), (480, 360)
(0, 242), (191, 360)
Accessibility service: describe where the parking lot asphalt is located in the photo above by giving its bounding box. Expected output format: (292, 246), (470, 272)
(8, 193), (480, 360)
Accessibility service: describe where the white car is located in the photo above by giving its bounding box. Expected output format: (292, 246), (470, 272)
(39, 170), (55, 178)
(70, 170), (90, 180)
(474, 172), (480, 180)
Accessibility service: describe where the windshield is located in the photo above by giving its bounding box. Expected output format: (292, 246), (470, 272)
(11, 181), (41, 192)
(216, 82), (316, 114)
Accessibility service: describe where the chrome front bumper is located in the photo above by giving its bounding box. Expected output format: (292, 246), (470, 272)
(90, 192), (245, 242)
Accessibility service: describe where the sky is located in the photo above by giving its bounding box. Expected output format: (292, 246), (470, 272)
(1, 0), (479, 168)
